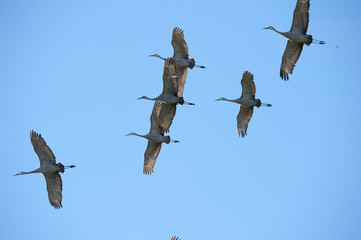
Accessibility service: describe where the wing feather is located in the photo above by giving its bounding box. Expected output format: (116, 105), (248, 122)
(290, 0), (310, 34)
(159, 103), (177, 133)
(44, 173), (63, 209)
(280, 41), (304, 80)
(162, 58), (178, 95)
(237, 106), (254, 138)
(176, 67), (188, 99)
(143, 142), (162, 175)
(171, 27), (189, 59)
(150, 101), (162, 135)
(241, 70), (256, 99)
(30, 130), (56, 165)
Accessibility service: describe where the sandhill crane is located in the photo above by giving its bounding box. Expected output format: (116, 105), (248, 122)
(263, 0), (325, 80)
(126, 101), (179, 175)
(149, 27), (205, 104)
(138, 58), (195, 106)
(171, 236), (180, 240)
(216, 70), (272, 137)
(14, 130), (75, 209)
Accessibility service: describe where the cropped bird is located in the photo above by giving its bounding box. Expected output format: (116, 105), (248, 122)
(171, 236), (180, 240)
(126, 101), (179, 175)
(14, 130), (75, 209)
(149, 27), (205, 104)
(263, 0), (325, 80)
(138, 58), (195, 106)
(216, 70), (272, 137)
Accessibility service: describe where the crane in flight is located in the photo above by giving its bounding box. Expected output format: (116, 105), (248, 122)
(126, 101), (179, 175)
(149, 27), (205, 104)
(138, 58), (195, 107)
(14, 130), (75, 209)
(216, 70), (272, 137)
(263, 0), (325, 80)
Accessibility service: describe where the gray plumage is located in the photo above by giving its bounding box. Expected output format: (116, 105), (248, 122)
(159, 58), (178, 133)
(14, 130), (75, 209)
(138, 58), (195, 106)
(149, 27), (205, 104)
(263, 0), (325, 80)
(216, 70), (272, 137)
(126, 101), (179, 175)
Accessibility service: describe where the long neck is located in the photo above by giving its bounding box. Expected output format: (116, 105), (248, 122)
(140, 96), (158, 101)
(217, 98), (239, 104)
(132, 133), (147, 139)
(14, 167), (41, 176)
(151, 54), (166, 61)
(272, 28), (288, 38)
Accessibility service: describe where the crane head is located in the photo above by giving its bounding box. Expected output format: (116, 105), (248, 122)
(125, 132), (137, 136)
(149, 54), (165, 60)
(263, 26), (275, 31)
(137, 96), (148, 100)
(215, 97), (227, 101)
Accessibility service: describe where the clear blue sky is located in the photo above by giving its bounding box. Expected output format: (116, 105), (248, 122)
(1, 0), (361, 239)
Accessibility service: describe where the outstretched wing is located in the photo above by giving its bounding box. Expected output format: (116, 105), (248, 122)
(44, 172), (63, 209)
(241, 70), (256, 99)
(171, 27), (189, 59)
(159, 103), (177, 133)
(171, 236), (180, 240)
(30, 130), (56, 165)
(162, 58), (178, 96)
(176, 67), (188, 100)
(237, 106), (254, 138)
(280, 41), (304, 80)
(290, 0), (310, 34)
(150, 101), (163, 135)
(143, 142), (162, 175)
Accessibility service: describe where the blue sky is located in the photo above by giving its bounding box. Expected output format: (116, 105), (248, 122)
(1, 0), (361, 239)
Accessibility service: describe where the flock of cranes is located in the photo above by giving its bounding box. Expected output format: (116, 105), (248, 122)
(127, 27), (206, 174)
(14, 1), (324, 238)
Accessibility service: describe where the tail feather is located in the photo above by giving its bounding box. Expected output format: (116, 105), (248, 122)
(306, 35), (312, 46)
(188, 58), (195, 69)
(57, 163), (65, 173)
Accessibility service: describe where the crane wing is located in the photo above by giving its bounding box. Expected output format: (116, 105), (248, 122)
(30, 130), (56, 165)
(280, 41), (304, 80)
(44, 172), (63, 209)
(143, 142), (162, 175)
(241, 70), (256, 99)
(171, 236), (180, 240)
(290, 0), (310, 34)
(150, 101), (163, 135)
(159, 103), (177, 133)
(237, 106), (254, 138)
(171, 27), (189, 59)
(162, 58), (178, 96)
(176, 67), (188, 100)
